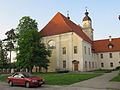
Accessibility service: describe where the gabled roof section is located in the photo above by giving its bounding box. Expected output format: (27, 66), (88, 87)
(93, 38), (120, 53)
(40, 12), (92, 43)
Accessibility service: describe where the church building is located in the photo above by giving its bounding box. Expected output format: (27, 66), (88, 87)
(40, 10), (120, 72)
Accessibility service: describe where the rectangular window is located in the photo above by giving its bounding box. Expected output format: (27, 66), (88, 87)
(88, 48), (90, 55)
(92, 62), (94, 68)
(100, 54), (103, 59)
(85, 61), (87, 68)
(74, 46), (77, 54)
(84, 46), (86, 54)
(62, 47), (66, 54)
(119, 61), (120, 64)
(109, 53), (112, 58)
(63, 61), (66, 68)
(110, 62), (113, 67)
(101, 63), (104, 67)
(89, 62), (91, 68)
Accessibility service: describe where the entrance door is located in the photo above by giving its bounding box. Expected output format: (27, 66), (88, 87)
(72, 60), (79, 71)
(74, 63), (78, 71)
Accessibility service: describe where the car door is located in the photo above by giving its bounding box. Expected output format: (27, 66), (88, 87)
(16, 73), (26, 85)
(12, 74), (20, 85)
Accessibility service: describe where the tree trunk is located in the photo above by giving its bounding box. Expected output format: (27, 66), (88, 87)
(45, 68), (48, 73)
(29, 66), (33, 73)
(39, 66), (41, 72)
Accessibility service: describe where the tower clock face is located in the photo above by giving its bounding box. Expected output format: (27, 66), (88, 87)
(48, 40), (56, 49)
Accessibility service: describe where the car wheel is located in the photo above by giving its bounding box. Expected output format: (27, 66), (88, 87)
(38, 84), (41, 87)
(38, 82), (42, 87)
(9, 81), (13, 86)
(25, 82), (30, 88)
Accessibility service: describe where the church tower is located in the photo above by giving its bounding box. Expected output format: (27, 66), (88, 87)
(82, 9), (94, 40)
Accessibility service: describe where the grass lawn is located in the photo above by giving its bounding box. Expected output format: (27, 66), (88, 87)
(0, 74), (10, 82)
(0, 73), (101, 85)
(111, 72), (120, 82)
(33, 73), (101, 85)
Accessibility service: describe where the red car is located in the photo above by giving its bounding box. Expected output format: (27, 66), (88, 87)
(7, 72), (44, 88)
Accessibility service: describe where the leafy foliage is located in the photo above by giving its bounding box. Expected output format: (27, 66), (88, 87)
(3, 29), (16, 63)
(0, 41), (8, 69)
(16, 16), (50, 72)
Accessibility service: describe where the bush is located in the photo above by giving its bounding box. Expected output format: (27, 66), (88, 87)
(94, 69), (112, 73)
(57, 70), (69, 73)
(115, 66), (120, 70)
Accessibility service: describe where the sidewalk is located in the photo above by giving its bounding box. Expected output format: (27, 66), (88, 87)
(60, 71), (120, 90)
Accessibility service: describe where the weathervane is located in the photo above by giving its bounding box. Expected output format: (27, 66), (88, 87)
(67, 11), (70, 19)
(85, 6), (88, 11)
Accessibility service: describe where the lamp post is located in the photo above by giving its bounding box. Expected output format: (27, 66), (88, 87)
(0, 40), (2, 61)
(118, 15), (120, 21)
(0, 40), (2, 48)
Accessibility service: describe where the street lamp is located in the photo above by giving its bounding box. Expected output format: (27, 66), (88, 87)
(0, 40), (2, 61)
(0, 40), (2, 46)
(118, 15), (120, 21)
(0, 40), (2, 54)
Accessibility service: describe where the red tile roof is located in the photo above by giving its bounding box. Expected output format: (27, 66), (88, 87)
(40, 12), (92, 43)
(93, 38), (120, 53)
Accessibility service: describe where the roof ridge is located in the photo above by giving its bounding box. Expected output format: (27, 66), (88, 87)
(57, 13), (73, 31)
(94, 37), (120, 42)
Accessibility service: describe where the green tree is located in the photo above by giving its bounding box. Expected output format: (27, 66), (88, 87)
(3, 29), (16, 63)
(0, 40), (8, 69)
(16, 16), (50, 73)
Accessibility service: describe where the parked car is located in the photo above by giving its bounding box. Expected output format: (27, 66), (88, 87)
(7, 72), (44, 88)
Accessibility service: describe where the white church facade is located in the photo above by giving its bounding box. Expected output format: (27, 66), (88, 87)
(40, 10), (120, 72)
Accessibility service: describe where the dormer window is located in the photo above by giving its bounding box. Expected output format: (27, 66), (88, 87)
(108, 43), (113, 49)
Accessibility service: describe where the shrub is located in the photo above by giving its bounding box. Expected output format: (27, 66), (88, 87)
(57, 70), (69, 73)
(115, 66), (120, 70)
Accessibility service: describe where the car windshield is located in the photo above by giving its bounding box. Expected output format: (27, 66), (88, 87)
(22, 73), (33, 78)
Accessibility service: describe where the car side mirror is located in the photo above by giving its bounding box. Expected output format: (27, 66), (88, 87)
(21, 76), (24, 78)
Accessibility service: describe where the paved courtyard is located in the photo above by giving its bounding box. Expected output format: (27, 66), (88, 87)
(0, 71), (120, 90)
(60, 71), (120, 90)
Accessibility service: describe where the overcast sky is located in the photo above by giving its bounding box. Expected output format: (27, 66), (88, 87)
(0, 0), (120, 40)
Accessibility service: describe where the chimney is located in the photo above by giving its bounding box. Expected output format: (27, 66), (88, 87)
(109, 36), (112, 42)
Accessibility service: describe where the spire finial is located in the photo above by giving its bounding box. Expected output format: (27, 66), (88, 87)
(85, 6), (89, 16)
(85, 6), (88, 12)
(67, 11), (70, 19)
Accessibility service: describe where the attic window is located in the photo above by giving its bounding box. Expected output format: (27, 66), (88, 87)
(108, 43), (113, 49)
(92, 49), (95, 52)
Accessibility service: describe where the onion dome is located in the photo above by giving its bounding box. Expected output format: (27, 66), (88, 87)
(83, 10), (91, 21)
